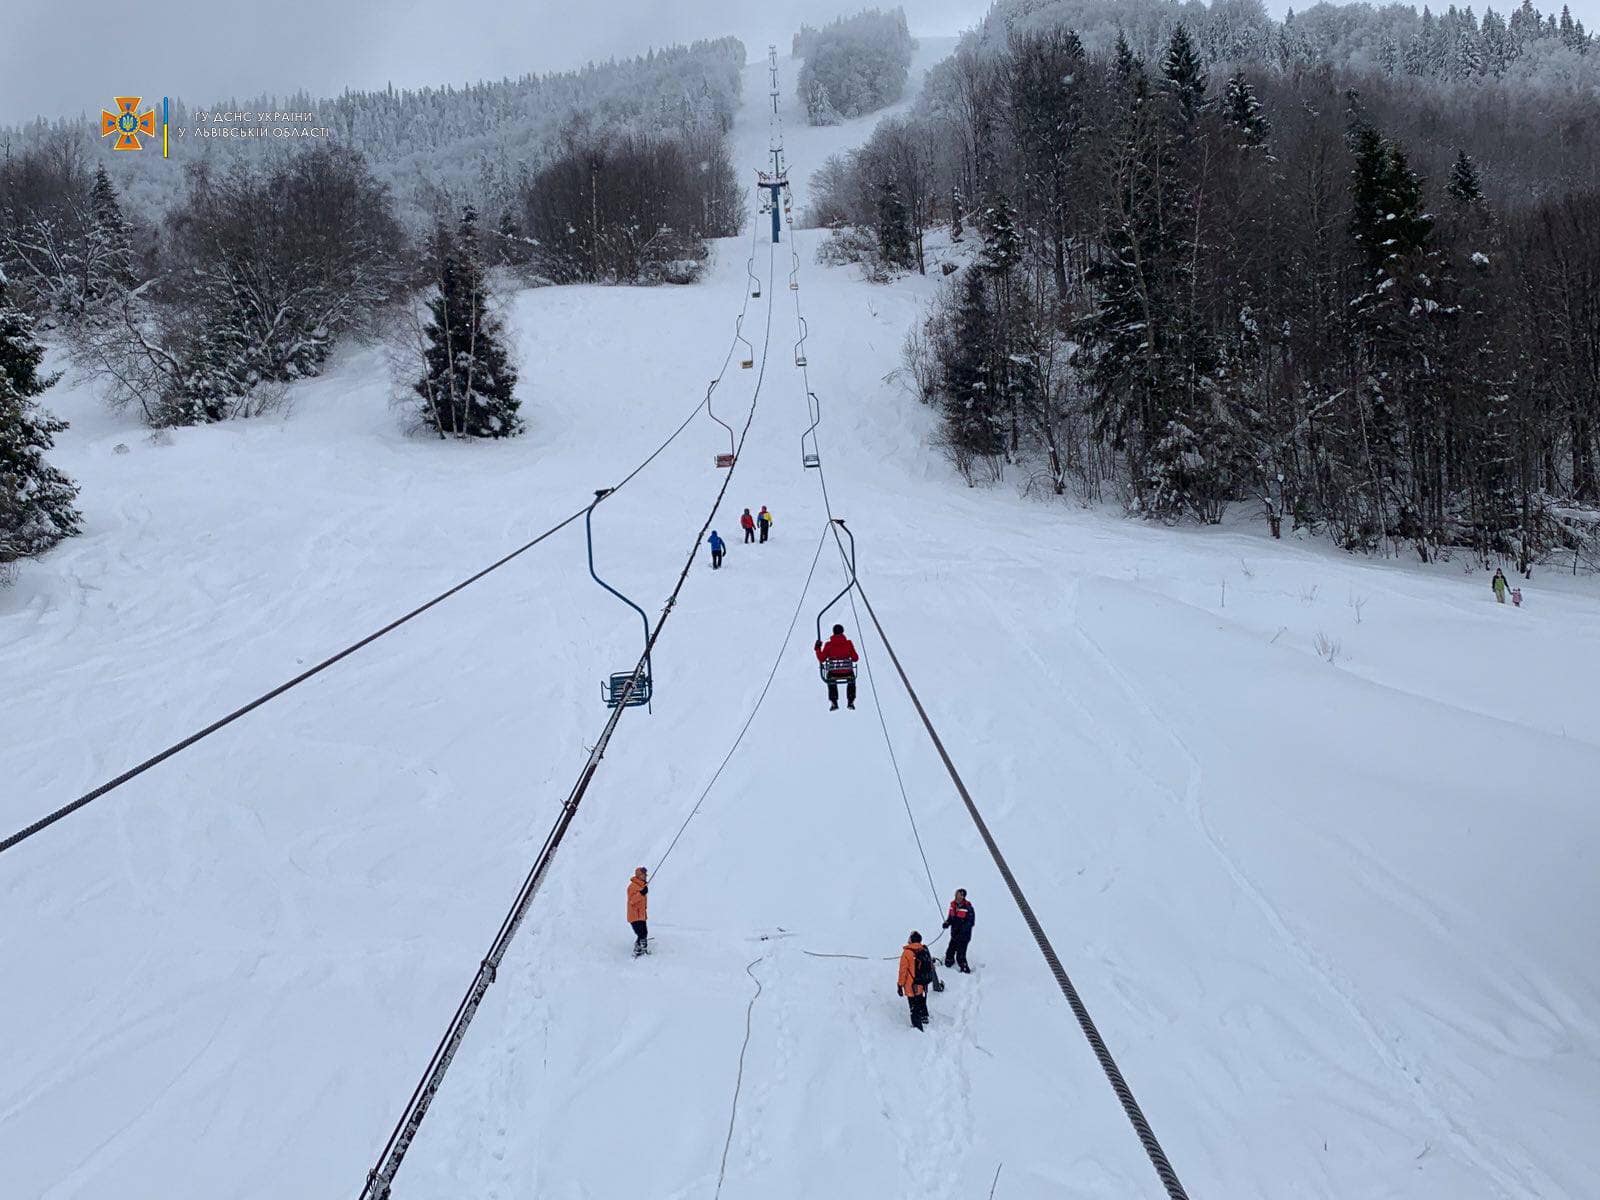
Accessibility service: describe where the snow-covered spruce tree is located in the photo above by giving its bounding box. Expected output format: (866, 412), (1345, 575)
(1223, 70), (1270, 150)
(1007, 27), (1087, 295)
(1161, 23), (1209, 128)
(977, 192), (1026, 455)
(83, 167), (136, 311)
(1347, 118), (1445, 553)
(936, 267), (1006, 483)
(0, 271), (81, 564)
(806, 80), (844, 127)
(875, 178), (915, 270)
(1447, 149), (1484, 204)
(414, 206), (522, 439)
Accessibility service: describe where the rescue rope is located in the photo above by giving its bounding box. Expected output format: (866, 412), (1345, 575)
(784, 197), (1192, 1200)
(651, 522), (830, 880)
(713, 955), (766, 1199)
(1, 230), (771, 860)
(357, 239), (781, 1200)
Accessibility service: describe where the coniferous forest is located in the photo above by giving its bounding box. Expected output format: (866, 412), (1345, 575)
(795, 8), (918, 125)
(0, 40), (745, 448)
(815, 0), (1600, 569)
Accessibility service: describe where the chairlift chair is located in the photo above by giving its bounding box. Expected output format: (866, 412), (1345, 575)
(801, 390), (822, 469)
(603, 669), (653, 708)
(813, 519), (858, 683)
(707, 380), (737, 468)
(819, 657), (856, 684)
(585, 490), (654, 711)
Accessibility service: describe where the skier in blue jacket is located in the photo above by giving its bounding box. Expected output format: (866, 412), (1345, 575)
(708, 530), (726, 570)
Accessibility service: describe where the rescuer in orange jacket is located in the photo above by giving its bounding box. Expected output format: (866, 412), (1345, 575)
(814, 623), (859, 711)
(897, 932), (933, 1030)
(628, 867), (649, 957)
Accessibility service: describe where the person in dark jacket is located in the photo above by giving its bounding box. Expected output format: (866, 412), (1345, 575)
(1492, 568), (1509, 604)
(897, 931), (933, 1029)
(708, 531), (726, 569)
(740, 508), (756, 544)
(942, 888), (975, 973)
(814, 624), (859, 710)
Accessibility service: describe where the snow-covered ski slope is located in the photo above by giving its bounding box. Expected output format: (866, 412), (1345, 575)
(5, 40), (1600, 1200)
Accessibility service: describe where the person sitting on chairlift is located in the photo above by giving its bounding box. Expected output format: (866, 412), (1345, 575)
(815, 623), (859, 711)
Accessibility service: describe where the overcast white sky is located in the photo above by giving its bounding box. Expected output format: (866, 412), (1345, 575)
(7, 0), (1600, 123)
(5, 1), (987, 122)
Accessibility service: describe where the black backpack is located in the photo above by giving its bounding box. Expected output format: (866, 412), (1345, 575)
(913, 945), (936, 986)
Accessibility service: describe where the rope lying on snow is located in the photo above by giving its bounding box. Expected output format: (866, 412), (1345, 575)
(651, 522), (830, 880)
(714, 956), (766, 1200)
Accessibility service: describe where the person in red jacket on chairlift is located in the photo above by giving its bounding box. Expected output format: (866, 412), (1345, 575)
(814, 623), (859, 711)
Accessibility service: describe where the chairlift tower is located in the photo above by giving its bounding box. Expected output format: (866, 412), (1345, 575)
(758, 44), (792, 244)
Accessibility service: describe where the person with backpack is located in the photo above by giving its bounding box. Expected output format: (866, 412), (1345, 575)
(942, 888), (975, 973)
(708, 530), (726, 570)
(897, 931), (935, 1030)
(740, 508), (756, 544)
(627, 867), (650, 957)
(814, 623), (859, 710)
(1492, 568), (1510, 604)
(758, 506), (773, 543)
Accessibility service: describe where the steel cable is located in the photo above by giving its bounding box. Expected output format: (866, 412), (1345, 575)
(785, 184), (1192, 1200)
(1, 227), (771, 860)
(357, 239), (781, 1200)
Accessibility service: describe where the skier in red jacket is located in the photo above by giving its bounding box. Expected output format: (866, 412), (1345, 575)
(814, 623), (859, 710)
(740, 508), (757, 543)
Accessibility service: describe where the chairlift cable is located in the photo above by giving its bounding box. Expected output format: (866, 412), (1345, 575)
(357, 238), (781, 1200)
(784, 174), (1192, 1200)
(0, 215), (771, 860)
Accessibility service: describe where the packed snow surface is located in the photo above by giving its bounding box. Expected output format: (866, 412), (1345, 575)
(4, 42), (1598, 1200)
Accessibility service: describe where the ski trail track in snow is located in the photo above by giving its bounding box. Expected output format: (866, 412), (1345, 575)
(1061, 579), (1524, 1200)
(5, 37), (1599, 1200)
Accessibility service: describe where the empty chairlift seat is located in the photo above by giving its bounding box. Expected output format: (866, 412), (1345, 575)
(604, 670), (653, 709)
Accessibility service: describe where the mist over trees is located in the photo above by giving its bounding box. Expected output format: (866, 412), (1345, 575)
(0, 39), (750, 433)
(0, 38), (747, 225)
(818, 0), (1600, 570)
(795, 8), (917, 125)
(515, 128), (742, 284)
(67, 146), (403, 426)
